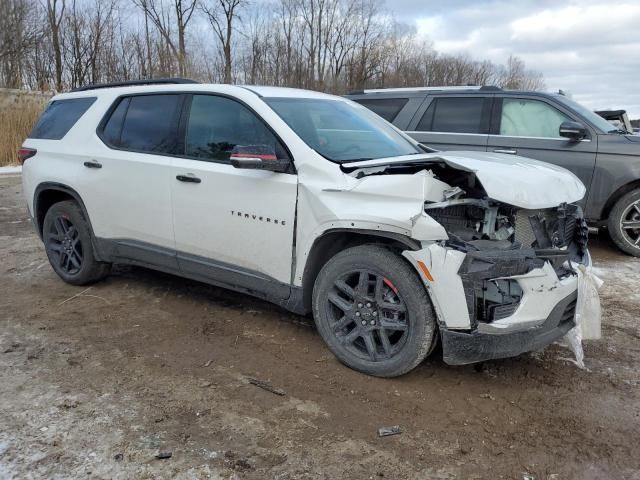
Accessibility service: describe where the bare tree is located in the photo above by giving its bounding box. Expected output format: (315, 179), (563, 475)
(201, 0), (243, 83)
(497, 55), (545, 90)
(45, 0), (65, 91)
(132, 0), (197, 76)
(0, 0), (546, 94)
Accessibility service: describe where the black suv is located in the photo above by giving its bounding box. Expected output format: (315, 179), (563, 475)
(347, 86), (640, 256)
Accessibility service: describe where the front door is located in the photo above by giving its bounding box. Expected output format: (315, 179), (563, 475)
(487, 96), (597, 199)
(170, 94), (298, 299)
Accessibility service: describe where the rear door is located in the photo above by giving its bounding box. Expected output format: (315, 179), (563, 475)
(487, 95), (597, 192)
(406, 95), (492, 151)
(169, 93), (298, 298)
(88, 93), (182, 267)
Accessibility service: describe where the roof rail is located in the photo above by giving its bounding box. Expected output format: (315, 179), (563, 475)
(350, 85), (502, 95)
(71, 77), (199, 92)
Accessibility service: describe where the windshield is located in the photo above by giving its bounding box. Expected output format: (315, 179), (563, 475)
(264, 98), (421, 162)
(554, 95), (620, 133)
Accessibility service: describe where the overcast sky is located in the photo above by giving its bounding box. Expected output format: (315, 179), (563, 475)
(384, 0), (640, 118)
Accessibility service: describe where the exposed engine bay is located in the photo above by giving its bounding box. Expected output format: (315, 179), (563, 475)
(345, 158), (589, 261)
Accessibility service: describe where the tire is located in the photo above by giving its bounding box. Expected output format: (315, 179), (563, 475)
(608, 189), (640, 257)
(312, 244), (437, 377)
(42, 200), (111, 285)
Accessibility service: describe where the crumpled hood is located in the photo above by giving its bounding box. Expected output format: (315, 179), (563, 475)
(345, 151), (586, 210)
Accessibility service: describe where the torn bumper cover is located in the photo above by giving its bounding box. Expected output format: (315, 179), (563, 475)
(441, 290), (577, 365)
(404, 240), (590, 366)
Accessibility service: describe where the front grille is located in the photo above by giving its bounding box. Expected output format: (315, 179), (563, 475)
(475, 278), (523, 323)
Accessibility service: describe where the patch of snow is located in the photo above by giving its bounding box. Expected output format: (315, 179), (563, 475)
(0, 165), (21, 175)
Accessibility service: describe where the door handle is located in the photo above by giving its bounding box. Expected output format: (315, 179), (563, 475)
(176, 174), (201, 184)
(83, 160), (102, 169)
(493, 149), (518, 155)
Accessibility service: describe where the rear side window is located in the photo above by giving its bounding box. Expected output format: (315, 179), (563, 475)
(29, 97), (96, 140)
(101, 94), (181, 154)
(354, 98), (408, 122)
(416, 97), (488, 134)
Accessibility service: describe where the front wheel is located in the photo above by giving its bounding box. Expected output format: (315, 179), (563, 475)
(312, 245), (437, 377)
(608, 189), (640, 257)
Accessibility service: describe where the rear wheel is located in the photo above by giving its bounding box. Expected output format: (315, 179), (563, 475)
(312, 245), (436, 377)
(43, 200), (111, 285)
(608, 189), (640, 257)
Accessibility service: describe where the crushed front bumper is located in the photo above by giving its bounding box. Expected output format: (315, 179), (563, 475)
(440, 290), (577, 365)
(403, 244), (589, 365)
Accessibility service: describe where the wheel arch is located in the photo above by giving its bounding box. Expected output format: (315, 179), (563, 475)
(600, 178), (640, 223)
(298, 229), (422, 314)
(33, 183), (104, 261)
(34, 183), (91, 237)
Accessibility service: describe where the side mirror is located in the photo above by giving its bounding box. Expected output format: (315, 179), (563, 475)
(559, 121), (587, 142)
(230, 145), (290, 173)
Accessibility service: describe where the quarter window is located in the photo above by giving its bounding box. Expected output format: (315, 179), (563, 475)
(354, 98), (408, 122)
(184, 95), (287, 162)
(30, 97), (96, 140)
(416, 97), (487, 134)
(499, 98), (572, 138)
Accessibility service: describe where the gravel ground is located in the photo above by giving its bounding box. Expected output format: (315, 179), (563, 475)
(1, 174), (639, 480)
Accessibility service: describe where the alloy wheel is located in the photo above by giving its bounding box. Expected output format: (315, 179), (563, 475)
(326, 270), (410, 362)
(620, 200), (640, 247)
(46, 215), (83, 275)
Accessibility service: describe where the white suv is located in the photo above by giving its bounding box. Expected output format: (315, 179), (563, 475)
(21, 79), (590, 377)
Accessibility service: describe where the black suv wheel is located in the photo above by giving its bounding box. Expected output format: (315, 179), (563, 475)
(608, 189), (640, 257)
(43, 200), (111, 285)
(312, 245), (436, 377)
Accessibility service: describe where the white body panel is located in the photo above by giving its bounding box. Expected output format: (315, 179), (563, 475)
(170, 157), (297, 283)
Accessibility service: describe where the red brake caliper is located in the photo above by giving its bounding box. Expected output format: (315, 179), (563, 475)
(383, 277), (399, 296)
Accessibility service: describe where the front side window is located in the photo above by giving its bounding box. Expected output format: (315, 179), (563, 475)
(500, 98), (572, 138)
(30, 97), (96, 140)
(265, 98), (420, 163)
(416, 97), (488, 134)
(184, 95), (287, 162)
(354, 98), (408, 122)
(101, 94), (181, 154)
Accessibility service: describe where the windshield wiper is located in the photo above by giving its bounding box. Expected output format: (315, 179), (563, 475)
(608, 128), (630, 134)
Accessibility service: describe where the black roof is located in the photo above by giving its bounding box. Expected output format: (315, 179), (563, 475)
(71, 78), (199, 92)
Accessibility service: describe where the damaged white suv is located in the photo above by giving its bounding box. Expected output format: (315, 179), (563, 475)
(21, 80), (590, 377)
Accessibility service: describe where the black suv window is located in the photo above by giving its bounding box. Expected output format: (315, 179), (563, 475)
(101, 94), (181, 154)
(416, 97), (488, 134)
(29, 97), (96, 140)
(353, 98), (408, 122)
(184, 94), (287, 162)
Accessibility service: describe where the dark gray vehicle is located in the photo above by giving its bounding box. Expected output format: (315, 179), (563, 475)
(346, 86), (640, 256)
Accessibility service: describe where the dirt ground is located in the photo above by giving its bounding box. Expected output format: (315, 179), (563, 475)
(1, 174), (639, 480)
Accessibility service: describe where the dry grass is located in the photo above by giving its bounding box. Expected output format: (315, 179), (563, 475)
(0, 102), (45, 166)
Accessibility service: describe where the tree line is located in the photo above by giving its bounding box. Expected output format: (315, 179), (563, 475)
(0, 0), (545, 94)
